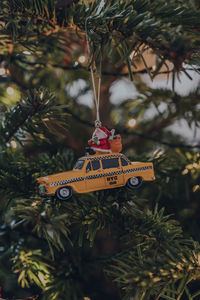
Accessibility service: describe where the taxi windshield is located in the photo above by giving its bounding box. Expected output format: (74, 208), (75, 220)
(74, 160), (85, 170)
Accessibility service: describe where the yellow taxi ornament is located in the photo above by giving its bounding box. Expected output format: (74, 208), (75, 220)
(37, 153), (155, 201)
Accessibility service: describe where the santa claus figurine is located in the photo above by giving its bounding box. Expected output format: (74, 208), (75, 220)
(88, 120), (114, 153)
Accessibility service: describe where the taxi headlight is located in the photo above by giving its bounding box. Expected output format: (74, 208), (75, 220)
(39, 184), (47, 194)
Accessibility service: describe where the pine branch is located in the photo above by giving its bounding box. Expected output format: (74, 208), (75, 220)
(105, 205), (200, 300)
(1, 0), (200, 80)
(11, 197), (200, 300)
(14, 198), (72, 257)
(0, 88), (68, 144)
(14, 56), (200, 76)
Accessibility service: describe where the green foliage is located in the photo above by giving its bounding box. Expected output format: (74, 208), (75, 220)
(12, 249), (53, 289)
(0, 149), (74, 210)
(1, 0), (200, 80)
(0, 87), (69, 145)
(0, 1), (200, 299)
(10, 196), (200, 299)
(14, 198), (72, 255)
(106, 206), (200, 300)
(0, 84), (200, 298)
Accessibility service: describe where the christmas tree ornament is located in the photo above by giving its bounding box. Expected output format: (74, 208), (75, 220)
(37, 3), (155, 200)
(37, 153), (155, 201)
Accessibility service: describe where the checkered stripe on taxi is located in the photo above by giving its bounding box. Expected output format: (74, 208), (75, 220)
(49, 166), (152, 187)
(86, 170), (122, 180)
(50, 177), (84, 187)
(124, 166), (152, 173)
(84, 154), (129, 162)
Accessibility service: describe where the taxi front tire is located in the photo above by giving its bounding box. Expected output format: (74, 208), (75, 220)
(126, 176), (142, 189)
(56, 186), (73, 201)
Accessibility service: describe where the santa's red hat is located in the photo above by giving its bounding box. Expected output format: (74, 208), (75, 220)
(99, 126), (112, 137)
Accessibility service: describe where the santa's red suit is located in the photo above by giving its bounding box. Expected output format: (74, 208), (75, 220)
(89, 126), (112, 152)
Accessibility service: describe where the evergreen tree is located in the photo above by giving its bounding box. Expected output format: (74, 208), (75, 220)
(0, 0), (200, 299)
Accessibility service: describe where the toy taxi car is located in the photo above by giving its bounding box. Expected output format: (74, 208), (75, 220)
(37, 153), (155, 201)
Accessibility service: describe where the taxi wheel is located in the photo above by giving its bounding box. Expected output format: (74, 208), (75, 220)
(126, 176), (142, 189)
(56, 186), (73, 201)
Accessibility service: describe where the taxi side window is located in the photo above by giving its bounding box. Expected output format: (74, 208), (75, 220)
(92, 160), (100, 170)
(121, 158), (128, 166)
(102, 158), (119, 169)
(86, 161), (91, 172)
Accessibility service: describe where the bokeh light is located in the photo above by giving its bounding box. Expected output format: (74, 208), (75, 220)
(0, 68), (6, 75)
(78, 55), (86, 64)
(7, 87), (14, 95)
(127, 118), (137, 128)
(10, 140), (17, 149)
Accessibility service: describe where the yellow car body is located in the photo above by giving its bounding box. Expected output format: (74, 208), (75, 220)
(37, 153), (155, 200)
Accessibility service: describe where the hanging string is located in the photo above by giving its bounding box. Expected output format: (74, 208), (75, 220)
(85, 33), (102, 122)
(85, 2), (104, 124)
(97, 76), (101, 122)
(90, 67), (101, 122)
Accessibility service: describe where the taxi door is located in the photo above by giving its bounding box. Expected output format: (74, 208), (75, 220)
(120, 157), (130, 184)
(101, 157), (124, 189)
(85, 160), (105, 192)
